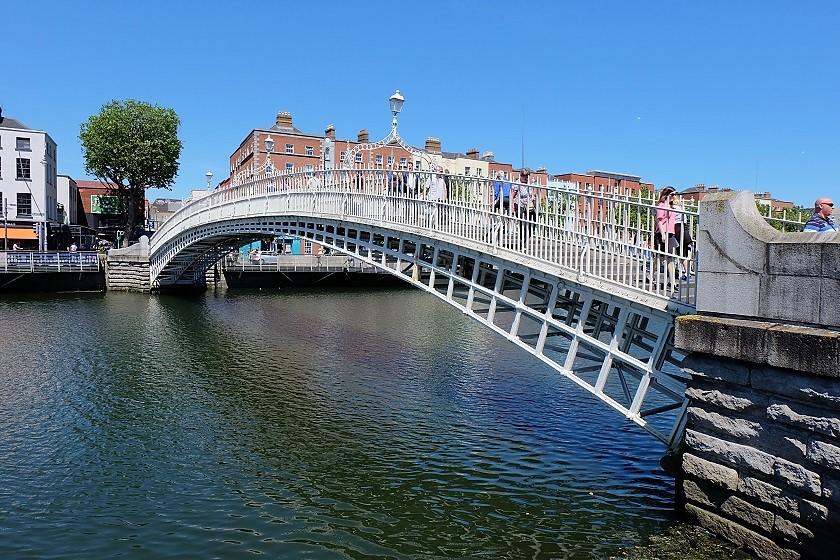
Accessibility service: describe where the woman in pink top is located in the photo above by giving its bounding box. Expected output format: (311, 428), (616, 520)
(653, 187), (679, 291)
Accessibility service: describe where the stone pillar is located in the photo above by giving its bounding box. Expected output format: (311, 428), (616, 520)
(105, 235), (151, 292)
(675, 191), (840, 560)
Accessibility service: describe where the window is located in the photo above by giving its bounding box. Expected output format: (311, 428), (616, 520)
(387, 156), (394, 166)
(17, 193), (32, 216)
(340, 150), (347, 162)
(415, 160), (421, 170)
(375, 155), (383, 164)
(305, 146), (314, 156)
(285, 143), (294, 154)
(477, 168), (483, 176)
(304, 240), (313, 255)
(399, 157), (407, 167)
(304, 164), (314, 172)
(16, 137), (31, 151)
(464, 166), (471, 175)
(355, 152), (363, 163)
(16, 157), (31, 180)
(285, 163), (294, 172)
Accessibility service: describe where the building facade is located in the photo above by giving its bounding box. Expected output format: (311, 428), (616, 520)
(0, 111), (58, 249)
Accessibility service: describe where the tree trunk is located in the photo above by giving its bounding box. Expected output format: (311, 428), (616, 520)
(124, 191), (137, 248)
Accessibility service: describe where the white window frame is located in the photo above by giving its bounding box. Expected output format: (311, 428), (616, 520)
(16, 137), (31, 151)
(375, 155), (383, 164)
(285, 162), (294, 172)
(304, 240), (313, 255)
(305, 146), (314, 156)
(285, 143), (294, 154)
(355, 153), (363, 163)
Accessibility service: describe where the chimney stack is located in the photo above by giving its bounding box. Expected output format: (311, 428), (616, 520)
(275, 111), (293, 128)
(466, 147), (479, 159)
(325, 123), (336, 141)
(482, 151), (495, 161)
(425, 137), (441, 153)
(357, 129), (369, 143)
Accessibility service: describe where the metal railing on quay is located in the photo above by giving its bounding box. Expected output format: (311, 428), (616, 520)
(0, 251), (101, 273)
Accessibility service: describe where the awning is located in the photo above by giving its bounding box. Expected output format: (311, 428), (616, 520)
(1, 227), (38, 240)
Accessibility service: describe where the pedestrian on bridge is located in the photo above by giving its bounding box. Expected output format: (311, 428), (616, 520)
(514, 168), (537, 242)
(493, 171), (512, 214)
(803, 197), (836, 232)
(653, 187), (679, 292)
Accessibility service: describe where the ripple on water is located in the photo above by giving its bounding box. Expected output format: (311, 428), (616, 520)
(0, 289), (733, 559)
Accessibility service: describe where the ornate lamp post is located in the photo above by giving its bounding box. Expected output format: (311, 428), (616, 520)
(389, 90), (404, 133)
(205, 170), (214, 189)
(342, 89), (430, 170)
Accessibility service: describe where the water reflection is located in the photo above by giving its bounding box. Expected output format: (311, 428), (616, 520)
(0, 289), (724, 558)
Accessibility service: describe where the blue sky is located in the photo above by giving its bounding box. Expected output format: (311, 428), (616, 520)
(3, 1), (838, 205)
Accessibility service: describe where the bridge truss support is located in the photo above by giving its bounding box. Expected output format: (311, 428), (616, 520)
(151, 215), (690, 450)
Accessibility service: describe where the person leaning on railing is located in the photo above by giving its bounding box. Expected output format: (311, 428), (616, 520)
(803, 197), (837, 232)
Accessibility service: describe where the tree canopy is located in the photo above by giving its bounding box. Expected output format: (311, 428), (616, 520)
(80, 99), (182, 245)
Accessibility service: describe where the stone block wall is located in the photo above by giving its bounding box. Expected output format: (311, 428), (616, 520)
(679, 352), (840, 560)
(106, 260), (151, 292)
(105, 236), (151, 293)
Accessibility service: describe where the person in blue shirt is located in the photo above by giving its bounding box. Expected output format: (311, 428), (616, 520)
(803, 198), (837, 232)
(493, 171), (511, 213)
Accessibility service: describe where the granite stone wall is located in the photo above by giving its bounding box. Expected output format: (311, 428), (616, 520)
(105, 236), (151, 292)
(680, 352), (840, 560)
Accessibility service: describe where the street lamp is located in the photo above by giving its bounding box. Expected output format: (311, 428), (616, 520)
(206, 170), (214, 189)
(322, 136), (333, 170)
(389, 89), (404, 131)
(265, 135), (275, 153)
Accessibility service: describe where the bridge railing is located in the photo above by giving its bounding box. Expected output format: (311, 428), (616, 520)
(153, 167), (704, 306)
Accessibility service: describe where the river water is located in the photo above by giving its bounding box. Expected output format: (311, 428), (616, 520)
(0, 288), (743, 559)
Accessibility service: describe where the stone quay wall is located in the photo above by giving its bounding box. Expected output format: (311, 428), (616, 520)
(676, 191), (840, 560)
(105, 236), (151, 293)
(677, 318), (840, 560)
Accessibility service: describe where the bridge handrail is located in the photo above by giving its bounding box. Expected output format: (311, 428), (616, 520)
(151, 168), (706, 306)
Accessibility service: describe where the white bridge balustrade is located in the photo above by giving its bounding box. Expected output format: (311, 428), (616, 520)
(147, 168), (804, 451)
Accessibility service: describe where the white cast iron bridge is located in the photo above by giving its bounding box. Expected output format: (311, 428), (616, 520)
(150, 168), (716, 451)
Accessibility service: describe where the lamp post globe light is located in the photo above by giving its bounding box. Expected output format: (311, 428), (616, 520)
(389, 89), (404, 130)
(206, 170), (213, 189)
(264, 135), (274, 153)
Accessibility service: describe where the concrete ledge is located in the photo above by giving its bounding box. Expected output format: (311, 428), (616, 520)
(676, 315), (840, 378)
(697, 191), (840, 328)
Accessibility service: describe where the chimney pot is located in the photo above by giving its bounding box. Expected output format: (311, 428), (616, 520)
(275, 111), (293, 128)
(357, 129), (369, 143)
(425, 137), (441, 153)
(482, 151), (495, 161)
(466, 147), (479, 159)
(325, 123), (336, 141)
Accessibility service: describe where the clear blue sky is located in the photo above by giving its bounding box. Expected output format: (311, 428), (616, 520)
(3, 0), (838, 205)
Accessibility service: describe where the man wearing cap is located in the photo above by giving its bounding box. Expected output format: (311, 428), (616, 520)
(803, 197), (837, 232)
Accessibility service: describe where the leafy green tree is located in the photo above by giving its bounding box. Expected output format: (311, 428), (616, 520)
(80, 100), (182, 246)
